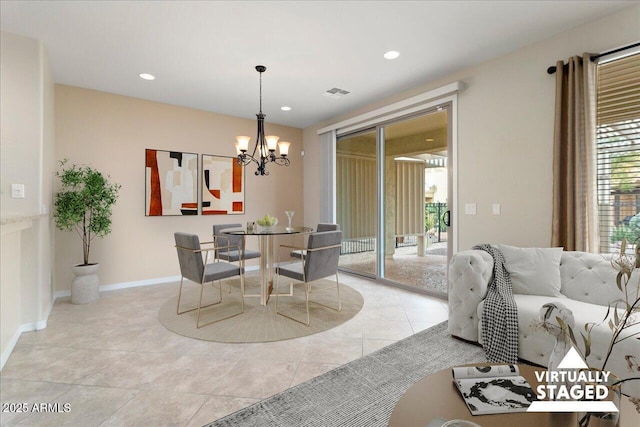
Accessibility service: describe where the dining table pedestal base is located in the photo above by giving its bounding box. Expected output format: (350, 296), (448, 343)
(221, 226), (313, 306)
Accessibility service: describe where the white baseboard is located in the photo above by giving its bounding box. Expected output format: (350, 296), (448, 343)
(96, 267), (259, 292)
(1, 328), (23, 370)
(0, 293), (55, 370)
(55, 267), (260, 297)
(99, 275), (182, 292)
(1, 269), (262, 371)
(54, 289), (70, 298)
(1, 320), (47, 370)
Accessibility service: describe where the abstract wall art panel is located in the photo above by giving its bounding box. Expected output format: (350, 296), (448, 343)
(201, 154), (244, 215)
(145, 149), (198, 216)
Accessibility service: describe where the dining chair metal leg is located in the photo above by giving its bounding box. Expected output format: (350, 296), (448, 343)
(196, 278), (244, 329)
(176, 276), (186, 315)
(275, 273), (280, 312)
(275, 276), (311, 326)
(305, 282), (310, 326)
(307, 274), (342, 313)
(176, 276), (224, 316)
(336, 272), (341, 311)
(240, 272), (245, 312)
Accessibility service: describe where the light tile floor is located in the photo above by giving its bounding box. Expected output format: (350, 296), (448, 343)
(0, 273), (448, 427)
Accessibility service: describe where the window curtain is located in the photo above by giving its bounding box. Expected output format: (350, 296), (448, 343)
(551, 53), (599, 252)
(319, 130), (336, 223)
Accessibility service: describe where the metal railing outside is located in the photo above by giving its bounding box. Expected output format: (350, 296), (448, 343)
(425, 202), (447, 243)
(341, 237), (376, 255)
(340, 202), (449, 255)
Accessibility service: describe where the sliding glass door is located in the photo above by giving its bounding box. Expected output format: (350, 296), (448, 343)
(336, 129), (377, 277)
(336, 107), (451, 296)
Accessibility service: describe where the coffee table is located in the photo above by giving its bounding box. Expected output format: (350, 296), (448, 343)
(388, 364), (639, 427)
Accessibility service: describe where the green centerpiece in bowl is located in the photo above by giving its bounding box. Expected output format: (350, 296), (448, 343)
(257, 214), (278, 231)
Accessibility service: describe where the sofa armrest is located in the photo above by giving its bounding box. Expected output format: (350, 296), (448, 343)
(448, 250), (493, 342)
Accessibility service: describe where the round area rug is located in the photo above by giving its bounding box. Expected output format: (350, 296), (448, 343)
(158, 278), (364, 343)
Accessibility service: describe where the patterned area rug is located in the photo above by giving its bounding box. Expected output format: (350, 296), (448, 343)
(206, 322), (486, 427)
(158, 279), (364, 343)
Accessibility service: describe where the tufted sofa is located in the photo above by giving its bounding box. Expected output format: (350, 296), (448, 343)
(448, 249), (640, 397)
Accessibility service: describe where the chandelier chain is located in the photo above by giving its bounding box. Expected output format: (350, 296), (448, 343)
(259, 69), (263, 114)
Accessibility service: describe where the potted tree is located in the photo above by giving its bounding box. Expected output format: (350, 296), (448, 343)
(54, 159), (121, 304)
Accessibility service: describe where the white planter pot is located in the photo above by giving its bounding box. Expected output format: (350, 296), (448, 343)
(71, 263), (100, 304)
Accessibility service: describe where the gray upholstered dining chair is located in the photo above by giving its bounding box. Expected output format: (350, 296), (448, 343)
(174, 232), (245, 328)
(290, 223), (340, 259)
(213, 223), (261, 265)
(213, 223), (261, 297)
(275, 230), (342, 326)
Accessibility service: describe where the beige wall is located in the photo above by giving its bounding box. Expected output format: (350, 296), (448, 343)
(303, 5), (640, 251)
(0, 32), (55, 367)
(55, 85), (304, 291)
(1, 32), (42, 216)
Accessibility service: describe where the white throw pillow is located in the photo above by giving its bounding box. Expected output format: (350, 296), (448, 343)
(496, 244), (564, 297)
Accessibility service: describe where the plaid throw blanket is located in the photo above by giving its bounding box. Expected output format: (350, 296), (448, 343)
(473, 244), (519, 363)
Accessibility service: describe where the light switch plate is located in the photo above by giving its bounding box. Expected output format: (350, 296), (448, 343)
(492, 203), (501, 215)
(464, 203), (476, 215)
(11, 184), (25, 199)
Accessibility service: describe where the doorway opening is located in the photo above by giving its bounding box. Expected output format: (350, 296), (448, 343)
(336, 107), (450, 296)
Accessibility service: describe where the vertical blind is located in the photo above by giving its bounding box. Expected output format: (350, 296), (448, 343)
(336, 154), (377, 241)
(395, 160), (426, 237)
(596, 53), (640, 253)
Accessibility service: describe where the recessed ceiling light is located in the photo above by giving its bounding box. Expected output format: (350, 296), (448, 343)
(281, 106), (291, 111)
(384, 51), (400, 60)
(139, 73), (155, 80)
(425, 138), (435, 142)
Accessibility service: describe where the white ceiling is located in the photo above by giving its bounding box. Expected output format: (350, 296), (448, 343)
(0, 1), (633, 129)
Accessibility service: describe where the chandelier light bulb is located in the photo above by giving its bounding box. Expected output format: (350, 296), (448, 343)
(266, 135), (280, 149)
(266, 135), (280, 151)
(236, 136), (251, 152)
(278, 141), (291, 157)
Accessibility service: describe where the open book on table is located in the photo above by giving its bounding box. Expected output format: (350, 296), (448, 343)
(451, 364), (537, 415)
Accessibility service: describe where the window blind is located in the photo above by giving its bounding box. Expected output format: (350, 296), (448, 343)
(596, 53), (640, 253)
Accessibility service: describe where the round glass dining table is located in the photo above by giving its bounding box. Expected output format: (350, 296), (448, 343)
(221, 226), (313, 305)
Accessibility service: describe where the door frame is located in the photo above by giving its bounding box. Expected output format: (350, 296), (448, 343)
(320, 89), (459, 295)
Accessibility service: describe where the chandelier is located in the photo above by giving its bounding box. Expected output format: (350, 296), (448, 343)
(235, 65), (291, 176)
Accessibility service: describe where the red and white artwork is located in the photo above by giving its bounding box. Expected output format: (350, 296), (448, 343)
(145, 149), (198, 216)
(201, 154), (244, 215)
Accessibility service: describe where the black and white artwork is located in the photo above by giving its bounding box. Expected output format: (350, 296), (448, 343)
(455, 375), (536, 415)
(451, 364), (536, 415)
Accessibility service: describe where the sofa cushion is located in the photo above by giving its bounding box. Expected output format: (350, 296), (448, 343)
(559, 251), (638, 306)
(497, 244), (563, 297)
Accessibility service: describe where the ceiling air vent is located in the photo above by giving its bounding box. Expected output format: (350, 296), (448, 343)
(323, 87), (350, 99)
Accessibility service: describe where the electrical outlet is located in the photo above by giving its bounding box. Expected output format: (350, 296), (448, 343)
(11, 184), (25, 199)
(492, 203), (501, 215)
(464, 203), (476, 215)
